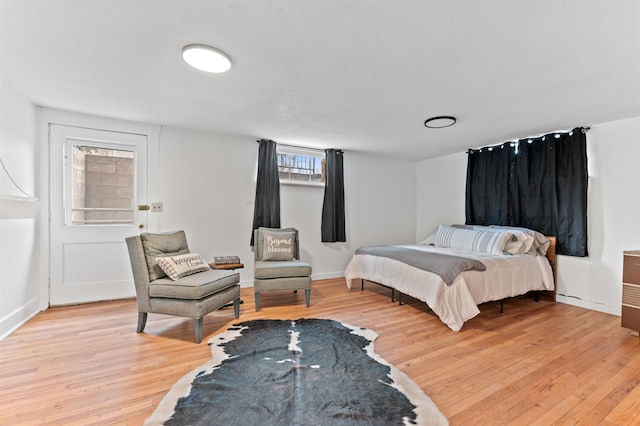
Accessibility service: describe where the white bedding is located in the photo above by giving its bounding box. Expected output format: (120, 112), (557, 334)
(344, 244), (555, 331)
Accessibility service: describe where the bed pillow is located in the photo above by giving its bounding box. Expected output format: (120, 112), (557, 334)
(141, 231), (190, 281)
(490, 225), (550, 256)
(507, 230), (535, 254)
(434, 225), (513, 255)
(155, 253), (210, 280)
(262, 229), (296, 261)
(420, 224), (473, 245)
(471, 226), (534, 255)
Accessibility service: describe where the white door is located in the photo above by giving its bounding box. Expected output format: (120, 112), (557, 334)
(49, 124), (148, 305)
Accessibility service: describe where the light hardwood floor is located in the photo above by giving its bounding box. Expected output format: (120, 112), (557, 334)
(1, 278), (639, 425)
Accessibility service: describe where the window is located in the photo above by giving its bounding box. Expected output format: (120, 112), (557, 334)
(68, 144), (135, 225)
(276, 145), (325, 186)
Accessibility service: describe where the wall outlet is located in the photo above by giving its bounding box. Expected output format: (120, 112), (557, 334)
(151, 202), (163, 212)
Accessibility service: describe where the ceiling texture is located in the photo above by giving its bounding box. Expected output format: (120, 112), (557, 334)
(1, 0), (639, 161)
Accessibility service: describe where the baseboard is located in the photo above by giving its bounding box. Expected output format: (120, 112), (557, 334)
(311, 271), (345, 281)
(239, 272), (345, 288)
(556, 294), (621, 317)
(0, 298), (42, 341)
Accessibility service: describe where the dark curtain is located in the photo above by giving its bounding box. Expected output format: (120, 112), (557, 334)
(466, 127), (588, 256)
(321, 149), (346, 242)
(465, 142), (517, 226)
(250, 139), (280, 246)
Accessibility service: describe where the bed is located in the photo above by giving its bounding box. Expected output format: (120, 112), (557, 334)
(344, 225), (557, 331)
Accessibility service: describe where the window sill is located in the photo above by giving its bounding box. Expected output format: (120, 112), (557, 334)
(280, 180), (325, 188)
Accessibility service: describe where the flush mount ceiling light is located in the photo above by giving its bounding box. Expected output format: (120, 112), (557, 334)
(424, 116), (456, 128)
(182, 44), (232, 73)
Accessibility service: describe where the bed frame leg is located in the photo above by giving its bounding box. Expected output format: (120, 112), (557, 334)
(534, 291), (539, 302)
(391, 288), (395, 302)
(361, 279), (364, 291)
(500, 301), (504, 313)
(399, 293), (404, 305)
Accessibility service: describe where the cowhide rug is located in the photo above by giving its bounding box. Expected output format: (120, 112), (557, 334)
(145, 318), (448, 426)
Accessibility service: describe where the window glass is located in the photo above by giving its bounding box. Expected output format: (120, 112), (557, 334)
(276, 145), (325, 186)
(69, 144), (135, 225)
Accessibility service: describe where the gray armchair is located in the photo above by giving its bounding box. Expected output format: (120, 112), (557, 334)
(126, 230), (240, 343)
(253, 227), (312, 311)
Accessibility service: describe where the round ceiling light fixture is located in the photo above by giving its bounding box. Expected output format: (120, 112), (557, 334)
(424, 116), (456, 129)
(182, 44), (232, 73)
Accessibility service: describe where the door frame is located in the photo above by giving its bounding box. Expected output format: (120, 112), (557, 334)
(38, 109), (161, 309)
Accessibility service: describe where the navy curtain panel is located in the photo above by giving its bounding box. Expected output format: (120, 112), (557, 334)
(321, 149), (346, 242)
(250, 139), (280, 246)
(465, 127), (588, 257)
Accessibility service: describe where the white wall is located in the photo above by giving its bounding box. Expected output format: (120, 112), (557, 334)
(154, 127), (258, 286)
(416, 152), (467, 242)
(0, 79), (40, 339)
(156, 126), (417, 286)
(415, 117), (640, 316)
(285, 151), (416, 278)
(555, 117), (640, 315)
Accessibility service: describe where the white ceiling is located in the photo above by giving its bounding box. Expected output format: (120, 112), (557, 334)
(1, 0), (639, 161)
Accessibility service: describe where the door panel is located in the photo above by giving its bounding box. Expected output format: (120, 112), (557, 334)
(49, 124), (147, 305)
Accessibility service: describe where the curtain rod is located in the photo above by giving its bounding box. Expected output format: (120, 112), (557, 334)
(466, 126), (590, 153)
(256, 139), (343, 153)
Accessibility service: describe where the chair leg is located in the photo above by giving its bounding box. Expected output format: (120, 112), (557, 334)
(193, 318), (203, 344)
(233, 298), (240, 318)
(305, 288), (311, 307)
(255, 291), (260, 311)
(137, 312), (147, 333)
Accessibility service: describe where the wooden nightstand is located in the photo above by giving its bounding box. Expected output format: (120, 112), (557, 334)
(622, 250), (640, 336)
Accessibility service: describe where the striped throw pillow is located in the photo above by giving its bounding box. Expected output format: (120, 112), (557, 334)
(435, 225), (512, 255)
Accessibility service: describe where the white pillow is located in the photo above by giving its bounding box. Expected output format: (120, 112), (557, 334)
(435, 225), (513, 255)
(509, 230), (535, 254)
(490, 225), (550, 256)
(472, 226), (534, 255)
(155, 253), (210, 280)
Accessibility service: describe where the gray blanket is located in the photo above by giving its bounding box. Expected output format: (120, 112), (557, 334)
(355, 245), (486, 285)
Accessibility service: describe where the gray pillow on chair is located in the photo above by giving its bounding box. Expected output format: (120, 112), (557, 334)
(262, 229), (295, 261)
(141, 231), (190, 281)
